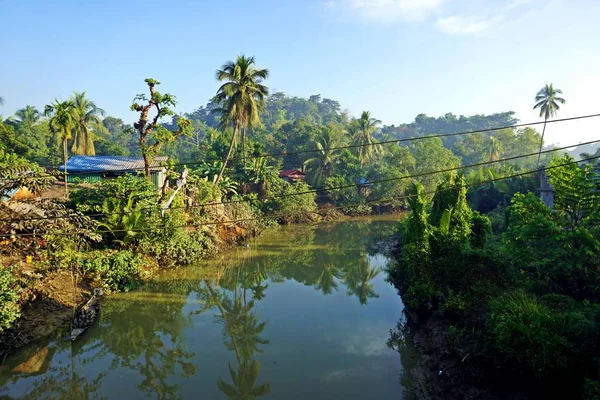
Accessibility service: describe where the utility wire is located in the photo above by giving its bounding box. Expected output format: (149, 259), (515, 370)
(1, 138), (595, 223)
(2, 154), (599, 235)
(8, 113), (600, 177)
(3, 154), (598, 238)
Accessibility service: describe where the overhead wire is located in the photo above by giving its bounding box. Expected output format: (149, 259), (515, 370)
(5, 113), (600, 178)
(0, 155), (600, 237)
(0, 137), (596, 223)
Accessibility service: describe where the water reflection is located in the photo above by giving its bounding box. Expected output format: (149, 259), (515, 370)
(1, 219), (410, 399)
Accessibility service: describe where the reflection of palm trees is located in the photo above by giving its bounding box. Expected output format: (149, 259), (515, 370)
(217, 360), (270, 399)
(204, 268), (271, 400)
(316, 263), (340, 295)
(96, 287), (196, 400)
(342, 255), (382, 305)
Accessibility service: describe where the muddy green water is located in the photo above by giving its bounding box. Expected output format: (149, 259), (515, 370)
(0, 219), (417, 399)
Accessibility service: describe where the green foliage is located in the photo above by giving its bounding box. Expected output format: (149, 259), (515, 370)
(263, 179), (316, 224)
(98, 192), (146, 245)
(0, 143), (56, 195)
(470, 212), (491, 248)
(70, 175), (158, 214)
(504, 159), (600, 301)
(430, 173), (472, 243)
(0, 266), (21, 332)
(487, 291), (599, 378)
(137, 195), (211, 267)
(81, 251), (144, 292)
(324, 176), (360, 204)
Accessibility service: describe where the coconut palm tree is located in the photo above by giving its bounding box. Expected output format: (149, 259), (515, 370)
(533, 84), (565, 165)
(12, 105), (41, 128)
(304, 126), (346, 188)
(214, 55), (269, 184)
(45, 100), (75, 198)
(350, 111), (382, 166)
(70, 91), (107, 155)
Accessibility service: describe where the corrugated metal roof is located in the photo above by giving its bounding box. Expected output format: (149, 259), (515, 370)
(58, 156), (169, 173)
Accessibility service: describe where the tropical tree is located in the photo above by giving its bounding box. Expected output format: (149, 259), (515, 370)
(304, 126), (346, 188)
(533, 84), (565, 165)
(0, 96), (4, 106)
(214, 55), (269, 184)
(45, 99), (75, 197)
(488, 136), (502, 161)
(350, 111), (382, 166)
(70, 91), (107, 155)
(130, 78), (191, 180)
(12, 105), (41, 128)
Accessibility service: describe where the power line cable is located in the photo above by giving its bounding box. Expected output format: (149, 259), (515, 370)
(8, 113), (600, 177)
(1, 139), (597, 223)
(2, 153), (598, 235)
(0, 139), (600, 222)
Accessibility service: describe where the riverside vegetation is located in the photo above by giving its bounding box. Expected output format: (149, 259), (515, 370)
(390, 155), (600, 398)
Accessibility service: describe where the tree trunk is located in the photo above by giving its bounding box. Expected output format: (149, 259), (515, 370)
(242, 126), (247, 166)
(215, 122), (239, 186)
(63, 138), (69, 199)
(537, 119), (547, 166)
(143, 152), (151, 181)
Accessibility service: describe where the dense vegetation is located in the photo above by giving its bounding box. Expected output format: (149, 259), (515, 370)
(391, 154), (600, 397)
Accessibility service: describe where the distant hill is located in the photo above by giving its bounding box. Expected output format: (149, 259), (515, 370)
(568, 143), (600, 160)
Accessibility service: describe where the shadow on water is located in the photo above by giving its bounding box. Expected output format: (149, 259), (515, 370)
(0, 219), (418, 399)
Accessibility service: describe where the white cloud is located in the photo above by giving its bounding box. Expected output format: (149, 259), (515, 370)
(436, 15), (504, 35)
(503, 0), (534, 12)
(326, 0), (535, 34)
(332, 0), (445, 22)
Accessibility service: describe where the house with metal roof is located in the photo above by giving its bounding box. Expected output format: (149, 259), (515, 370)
(58, 156), (168, 188)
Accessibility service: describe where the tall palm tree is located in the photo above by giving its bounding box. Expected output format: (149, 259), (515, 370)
(214, 55), (269, 184)
(533, 84), (565, 165)
(12, 105), (41, 128)
(70, 91), (107, 155)
(45, 100), (75, 198)
(350, 111), (382, 166)
(304, 127), (346, 188)
(0, 96), (4, 106)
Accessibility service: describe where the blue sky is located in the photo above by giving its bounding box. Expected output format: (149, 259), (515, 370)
(1, 0), (599, 145)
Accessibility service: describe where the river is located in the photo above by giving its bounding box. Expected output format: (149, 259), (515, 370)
(0, 218), (417, 399)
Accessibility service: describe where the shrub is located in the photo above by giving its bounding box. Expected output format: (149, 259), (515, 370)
(70, 174), (158, 214)
(487, 291), (570, 377)
(0, 266), (21, 332)
(487, 291), (600, 378)
(264, 179), (317, 224)
(81, 251), (144, 292)
(440, 289), (468, 316)
(470, 211), (491, 248)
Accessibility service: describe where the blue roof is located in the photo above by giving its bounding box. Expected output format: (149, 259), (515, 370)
(58, 156), (168, 173)
(1, 188), (19, 203)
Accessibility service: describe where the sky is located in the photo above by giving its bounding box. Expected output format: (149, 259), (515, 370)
(1, 0), (599, 146)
